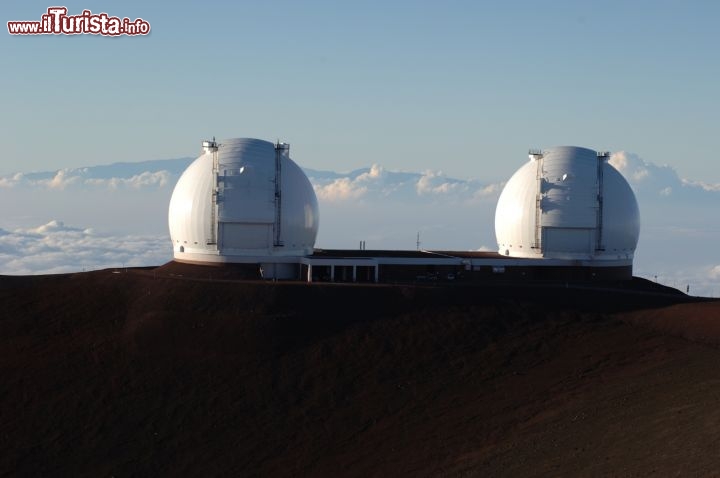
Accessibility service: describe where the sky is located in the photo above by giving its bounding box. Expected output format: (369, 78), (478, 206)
(2, 0), (720, 181)
(1, 1), (719, 295)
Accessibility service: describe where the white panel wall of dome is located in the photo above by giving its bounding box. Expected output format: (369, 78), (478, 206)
(217, 139), (275, 224)
(494, 146), (640, 263)
(601, 166), (640, 256)
(279, 157), (320, 250)
(168, 138), (319, 263)
(494, 160), (538, 257)
(541, 147), (598, 229)
(167, 153), (215, 254)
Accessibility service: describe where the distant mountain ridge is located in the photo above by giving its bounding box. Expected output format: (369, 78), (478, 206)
(5, 159), (462, 186)
(1, 158), (491, 202)
(3, 151), (719, 202)
(14, 158), (195, 181)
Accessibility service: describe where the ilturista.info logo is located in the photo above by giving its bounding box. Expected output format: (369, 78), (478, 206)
(8, 7), (150, 36)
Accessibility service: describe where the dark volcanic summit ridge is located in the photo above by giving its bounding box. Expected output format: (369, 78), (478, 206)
(1, 267), (719, 477)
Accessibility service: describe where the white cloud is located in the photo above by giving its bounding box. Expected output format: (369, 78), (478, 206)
(311, 164), (499, 203)
(38, 170), (174, 190)
(309, 164), (397, 202)
(682, 179), (720, 192)
(0, 160), (184, 191)
(610, 151), (681, 186)
(84, 171), (172, 189)
(0, 220), (170, 275)
(609, 151), (651, 182)
(609, 151), (720, 199)
(30, 219), (86, 234)
(472, 182), (504, 199)
(416, 170), (464, 195)
(0, 173), (23, 188)
(48, 169), (80, 190)
(356, 164), (385, 182)
(1, 155), (718, 296)
(314, 178), (369, 201)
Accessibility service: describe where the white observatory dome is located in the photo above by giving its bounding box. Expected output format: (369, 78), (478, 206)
(495, 146), (639, 262)
(168, 138), (319, 263)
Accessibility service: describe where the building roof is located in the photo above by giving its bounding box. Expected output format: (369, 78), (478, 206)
(311, 249), (506, 260)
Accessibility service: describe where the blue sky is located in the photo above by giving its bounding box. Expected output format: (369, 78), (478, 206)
(3, 0), (719, 181)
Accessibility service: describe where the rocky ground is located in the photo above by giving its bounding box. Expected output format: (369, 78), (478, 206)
(1, 265), (719, 477)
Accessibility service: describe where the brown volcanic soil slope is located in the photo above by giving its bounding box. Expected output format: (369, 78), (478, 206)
(1, 269), (720, 477)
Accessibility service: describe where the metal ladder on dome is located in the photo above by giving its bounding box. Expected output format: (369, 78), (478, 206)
(204, 138), (219, 247)
(273, 142), (288, 247)
(595, 151), (609, 252)
(530, 149), (544, 251)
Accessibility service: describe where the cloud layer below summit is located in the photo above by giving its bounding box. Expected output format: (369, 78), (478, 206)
(1, 153), (718, 296)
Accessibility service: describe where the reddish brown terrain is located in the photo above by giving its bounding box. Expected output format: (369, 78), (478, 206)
(2, 264), (720, 477)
